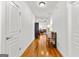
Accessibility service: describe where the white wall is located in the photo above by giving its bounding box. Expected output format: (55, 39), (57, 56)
(0, 2), (2, 54)
(14, 2), (35, 56)
(52, 2), (69, 56)
(1, 2), (8, 54)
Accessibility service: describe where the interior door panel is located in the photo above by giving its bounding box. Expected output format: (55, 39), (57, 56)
(6, 2), (20, 57)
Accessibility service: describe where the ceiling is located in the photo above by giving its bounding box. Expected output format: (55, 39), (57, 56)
(26, 1), (59, 19)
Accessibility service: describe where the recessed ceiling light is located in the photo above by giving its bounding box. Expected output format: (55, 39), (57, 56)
(39, 1), (46, 7)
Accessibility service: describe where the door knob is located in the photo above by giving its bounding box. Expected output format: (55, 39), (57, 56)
(6, 37), (11, 40)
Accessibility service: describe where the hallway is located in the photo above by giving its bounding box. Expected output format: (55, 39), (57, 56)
(1, 1), (79, 57)
(21, 33), (62, 57)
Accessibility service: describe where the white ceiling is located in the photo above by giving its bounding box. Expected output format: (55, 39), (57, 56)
(26, 1), (59, 19)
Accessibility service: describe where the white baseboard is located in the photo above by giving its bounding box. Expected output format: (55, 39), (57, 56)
(57, 47), (64, 57)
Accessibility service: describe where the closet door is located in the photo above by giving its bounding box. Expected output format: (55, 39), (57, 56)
(6, 2), (20, 57)
(71, 4), (79, 57)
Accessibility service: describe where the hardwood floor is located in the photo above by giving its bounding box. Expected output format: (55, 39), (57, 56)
(21, 34), (62, 57)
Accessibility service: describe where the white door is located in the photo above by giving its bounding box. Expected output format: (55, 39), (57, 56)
(71, 4), (79, 57)
(6, 2), (21, 57)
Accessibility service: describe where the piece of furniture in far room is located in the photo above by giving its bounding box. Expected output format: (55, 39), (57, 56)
(48, 32), (57, 48)
(51, 32), (57, 48)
